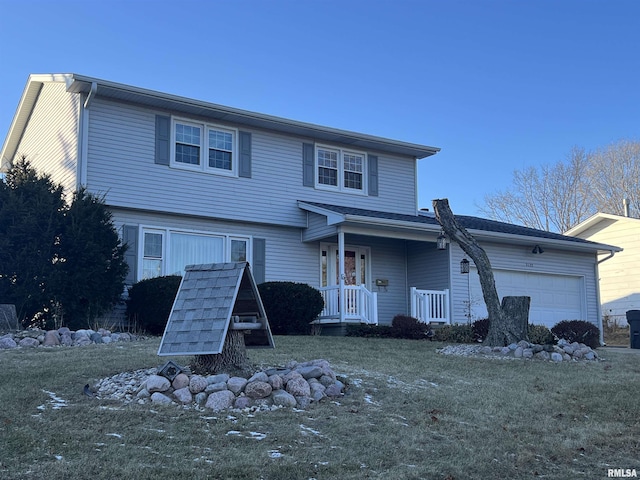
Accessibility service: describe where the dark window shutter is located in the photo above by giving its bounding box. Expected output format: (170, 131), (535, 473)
(122, 225), (139, 285)
(368, 154), (378, 196)
(252, 238), (266, 285)
(302, 143), (315, 187)
(239, 131), (252, 178)
(155, 115), (171, 165)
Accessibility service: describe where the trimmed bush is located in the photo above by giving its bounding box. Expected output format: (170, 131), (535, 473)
(257, 282), (324, 335)
(551, 320), (600, 349)
(433, 324), (474, 343)
(472, 318), (490, 342)
(528, 324), (556, 345)
(346, 324), (394, 338)
(391, 314), (429, 339)
(126, 275), (182, 335)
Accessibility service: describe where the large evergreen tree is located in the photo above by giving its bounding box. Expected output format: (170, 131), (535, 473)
(53, 188), (129, 329)
(0, 158), (66, 325)
(0, 158), (128, 329)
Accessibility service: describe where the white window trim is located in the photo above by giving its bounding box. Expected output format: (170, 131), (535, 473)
(138, 225), (252, 279)
(170, 117), (239, 177)
(315, 144), (367, 195)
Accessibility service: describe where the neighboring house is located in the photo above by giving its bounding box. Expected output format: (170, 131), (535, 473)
(0, 74), (621, 338)
(565, 212), (638, 326)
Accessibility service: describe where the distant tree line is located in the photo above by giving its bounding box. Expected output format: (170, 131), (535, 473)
(480, 139), (640, 232)
(0, 157), (128, 329)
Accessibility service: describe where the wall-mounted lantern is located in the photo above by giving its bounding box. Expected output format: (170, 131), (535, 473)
(436, 231), (447, 250)
(531, 245), (544, 254)
(460, 258), (470, 274)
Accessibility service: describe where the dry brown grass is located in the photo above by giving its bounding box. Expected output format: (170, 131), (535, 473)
(0, 336), (639, 479)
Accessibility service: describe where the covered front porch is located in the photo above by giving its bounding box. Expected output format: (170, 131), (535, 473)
(298, 201), (453, 328)
(316, 285), (450, 326)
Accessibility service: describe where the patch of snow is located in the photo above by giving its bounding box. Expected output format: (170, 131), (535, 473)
(106, 433), (122, 438)
(300, 424), (322, 436)
(269, 450), (283, 458)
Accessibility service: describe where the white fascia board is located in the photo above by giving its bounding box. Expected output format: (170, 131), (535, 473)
(343, 214), (440, 233)
(464, 228), (622, 254)
(564, 212), (640, 236)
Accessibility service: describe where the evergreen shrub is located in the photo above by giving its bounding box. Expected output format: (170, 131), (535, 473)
(126, 275), (182, 335)
(528, 324), (556, 345)
(551, 320), (600, 349)
(257, 282), (324, 335)
(433, 324), (474, 343)
(391, 314), (429, 339)
(346, 324), (394, 338)
(472, 318), (490, 342)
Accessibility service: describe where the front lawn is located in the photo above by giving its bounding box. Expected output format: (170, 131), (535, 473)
(0, 336), (638, 479)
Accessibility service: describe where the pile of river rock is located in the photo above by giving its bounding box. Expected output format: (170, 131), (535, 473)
(438, 338), (600, 361)
(0, 327), (138, 349)
(95, 359), (345, 412)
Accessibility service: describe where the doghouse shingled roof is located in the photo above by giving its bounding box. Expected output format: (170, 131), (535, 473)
(157, 262), (274, 356)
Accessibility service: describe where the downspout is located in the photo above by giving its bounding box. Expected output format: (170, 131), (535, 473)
(596, 249), (617, 346)
(77, 82), (97, 188)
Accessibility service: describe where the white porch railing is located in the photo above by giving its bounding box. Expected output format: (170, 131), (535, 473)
(318, 285), (378, 325)
(410, 287), (450, 324)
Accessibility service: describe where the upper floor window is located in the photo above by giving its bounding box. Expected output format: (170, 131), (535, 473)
(172, 119), (237, 176)
(316, 146), (365, 193)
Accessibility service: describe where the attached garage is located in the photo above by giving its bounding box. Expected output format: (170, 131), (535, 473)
(468, 268), (586, 328)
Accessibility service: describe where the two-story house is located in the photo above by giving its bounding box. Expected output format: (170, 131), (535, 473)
(1, 74), (621, 338)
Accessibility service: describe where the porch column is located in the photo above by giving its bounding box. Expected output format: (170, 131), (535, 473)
(338, 228), (345, 324)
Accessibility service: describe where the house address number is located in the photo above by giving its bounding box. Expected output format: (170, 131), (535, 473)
(525, 263), (534, 267)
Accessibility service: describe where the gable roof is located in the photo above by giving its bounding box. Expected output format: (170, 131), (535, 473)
(158, 262), (273, 357)
(298, 201), (622, 253)
(1, 73), (440, 169)
(564, 212), (640, 237)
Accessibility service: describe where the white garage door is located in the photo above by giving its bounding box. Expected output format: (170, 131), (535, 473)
(468, 269), (585, 328)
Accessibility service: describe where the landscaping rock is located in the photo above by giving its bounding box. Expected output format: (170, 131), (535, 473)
(43, 330), (60, 346)
(19, 337), (40, 348)
(438, 341), (601, 363)
(227, 377), (248, 395)
(150, 392), (173, 405)
(146, 375), (171, 393)
(93, 359), (347, 413)
(245, 381), (272, 399)
(205, 390), (236, 411)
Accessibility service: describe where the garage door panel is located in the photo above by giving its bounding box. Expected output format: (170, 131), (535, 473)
(468, 269), (585, 329)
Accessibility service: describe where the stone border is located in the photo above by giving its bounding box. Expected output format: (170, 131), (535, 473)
(438, 339), (600, 362)
(0, 328), (140, 349)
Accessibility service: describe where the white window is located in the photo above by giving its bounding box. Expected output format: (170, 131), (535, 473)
(143, 231), (164, 279)
(140, 228), (250, 279)
(172, 119), (237, 176)
(316, 146), (365, 193)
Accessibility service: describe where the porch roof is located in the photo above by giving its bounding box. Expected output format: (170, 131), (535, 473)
(297, 201), (622, 254)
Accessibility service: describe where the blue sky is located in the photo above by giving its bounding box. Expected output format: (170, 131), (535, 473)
(1, 0), (638, 216)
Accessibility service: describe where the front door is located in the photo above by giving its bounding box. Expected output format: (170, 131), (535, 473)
(320, 244), (370, 288)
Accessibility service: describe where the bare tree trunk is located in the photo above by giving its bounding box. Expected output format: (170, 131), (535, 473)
(192, 330), (250, 375)
(433, 199), (530, 346)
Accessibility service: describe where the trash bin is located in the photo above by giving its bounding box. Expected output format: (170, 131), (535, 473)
(626, 310), (640, 349)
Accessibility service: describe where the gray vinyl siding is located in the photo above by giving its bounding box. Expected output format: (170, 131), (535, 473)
(302, 212), (338, 242)
(110, 208), (318, 286)
(11, 82), (80, 194)
(343, 234), (410, 325)
(406, 240), (450, 292)
(448, 242), (599, 325)
(85, 99), (419, 229)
